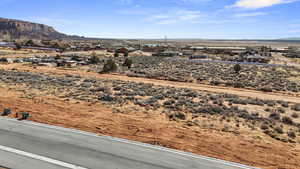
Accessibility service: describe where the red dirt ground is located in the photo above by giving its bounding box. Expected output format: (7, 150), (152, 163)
(0, 88), (299, 169)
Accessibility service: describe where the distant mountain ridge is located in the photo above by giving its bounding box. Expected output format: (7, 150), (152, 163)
(0, 17), (68, 40)
(278, 37), (300, 41)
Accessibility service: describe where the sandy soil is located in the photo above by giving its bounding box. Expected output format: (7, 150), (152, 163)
(1, 63), (299, 103)
(271, 53), (300, 68)
(1, 62), (300, 168)
(0, 49), (55, 58)
(0, 87), (300, 169)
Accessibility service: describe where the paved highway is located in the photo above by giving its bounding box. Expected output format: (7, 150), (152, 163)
(0, 118), (258, 169)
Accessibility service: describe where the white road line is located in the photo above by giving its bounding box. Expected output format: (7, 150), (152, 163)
(1, 117), (258, 169)
(0, 145), (89, 169)
(21, 120), (257, 169)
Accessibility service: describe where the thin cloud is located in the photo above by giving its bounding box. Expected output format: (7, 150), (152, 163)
(147, 9), (205, 24)
(180, 0), (211, 2)
(231, 0), (298, 9)
(289, 30), (300, 33)
(234, 12), (268, 17)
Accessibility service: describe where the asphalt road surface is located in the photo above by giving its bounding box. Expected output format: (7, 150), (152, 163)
(0, 117), (258, 169)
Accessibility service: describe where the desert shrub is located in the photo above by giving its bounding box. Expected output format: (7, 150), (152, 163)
(233, 64), (241, 73)
(266, 101), (276, 107)
(210, 80), (221, 86)
(260, 122), (269, 130)
(265, 108), (271, 112)
(163, 100), (175, 106)
(222, 125), (231, 132)
(292, 113), (299, 118)
(2, 108), (11, 116)
(14, 43), (22, 50)
(251, 112), (259, 117)
(269, 112), (281, 120)
(71, 55), (80, 61)
(123, 58), (133, 68)
(274, 126), (284, 134)
(21, 112), (30, 120)
(277, 107), (286, 114)
(281, 102), (289, 108)
(264, 129), (276, 138)
(282, 116), (294, 125)
(168, 112), (186, 120)
(232, 98), (248, 105)
(99, 94), (115, 102)
(114, 52), (119, 57)
(102, 59), (118, 73)
(260, 86), (273, 92)
(288, 131), (296, 139)
(0, 58), (8, 62)
(238, 112), (256, 120)
(55, 55), (62, 60)
(25, 39), (34, 46)
(292, 104), (300, 111)
(233, 82), (244, 88)
(209, 95), (219, 100)
(247, 99), (264, 106)
(124, 52), (129, 57)
(89, 53), (100, 64)
(208, 105), (224, 114)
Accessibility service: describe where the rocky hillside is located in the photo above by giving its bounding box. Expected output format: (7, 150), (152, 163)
(0, 17), (68, 40)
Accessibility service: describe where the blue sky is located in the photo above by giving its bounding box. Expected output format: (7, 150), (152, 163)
(0, 0), (300, 39)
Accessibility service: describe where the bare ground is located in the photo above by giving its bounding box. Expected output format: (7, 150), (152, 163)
(0, 84), (300, 169)
(1, 63), (300, 168)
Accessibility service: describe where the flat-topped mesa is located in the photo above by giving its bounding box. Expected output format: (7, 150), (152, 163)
(0, 17), (68, 40)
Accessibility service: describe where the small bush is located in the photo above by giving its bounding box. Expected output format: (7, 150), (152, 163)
(233, 82), (244, 88)
(260, 123), (269, 130)
(15, 43), (22, 50)
(55, 55), (62, 60)
(124, 52), (129, 57)
(233, 64), (241, 73)
(25, 39), (34, 46)
(287, 131), (296, 139)
(282, 116), (294, 125)
(71, 55), (80, 61)
(269, 112), (281, 120)
(2, 108), (11, 116)
(266, 101), (276, 107)
(114, 52), (119, 57)
(123, 58), (133, 68)
(102, 59), (118, 73)
(260, 87), (273, 92)
(89, 53), (100, 64)
(274, 126), (284, 134)
(265, 108), (271, 112)
(292, 113), (299, 118)
(277, 107), (286, 114)
(281, 102), (289, 108)
(168, 112), (186, 120)
(292, 104), (300, 111)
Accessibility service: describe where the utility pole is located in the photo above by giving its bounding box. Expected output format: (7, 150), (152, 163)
(139, 39), (142, 50)
(164, 35), (168, 51)
(164, 35), (167, 45)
